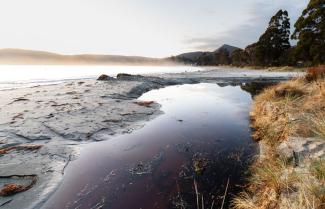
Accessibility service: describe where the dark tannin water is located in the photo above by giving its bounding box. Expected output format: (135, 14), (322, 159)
(42, 83), (257, 209)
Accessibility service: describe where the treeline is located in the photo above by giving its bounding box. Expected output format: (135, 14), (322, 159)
(232, 9), (292, 67)
(177, 0), (324, 67)
(232, 0), (324, 67)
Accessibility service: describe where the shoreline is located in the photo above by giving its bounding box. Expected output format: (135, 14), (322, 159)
(233, 73), (324, 208)
(0, 69), (300, 209)
(0, 66), (303, 91)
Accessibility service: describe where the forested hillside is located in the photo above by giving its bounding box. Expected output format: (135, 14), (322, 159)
(174, 0), (324, 67)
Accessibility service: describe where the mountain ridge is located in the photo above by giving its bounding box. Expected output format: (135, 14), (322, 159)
(0, 44), (241, 65)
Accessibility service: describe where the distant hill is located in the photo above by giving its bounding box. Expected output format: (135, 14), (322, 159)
(174, 51), (207, 63)
(214, 44), (241, 54)
(0, 48), (174, 65)
(172, 44), (241, 64)
(0, 45), (242, 65)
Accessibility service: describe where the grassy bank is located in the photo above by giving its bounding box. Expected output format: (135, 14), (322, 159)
(233, 66), (325, 209)
(240, 66), (307, 72)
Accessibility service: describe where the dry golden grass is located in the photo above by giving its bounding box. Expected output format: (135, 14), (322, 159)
(232, 192), (259, 209)
(233, 158), (325, 209)
(310, 159), (325, 181)
(245, 66), (307, 72)
(251, 159), (298, 193)
(311, 113), (325, 139)
(251, 76), (325, 143)
(233, 71), (325, 209)
(232, 158), (299, 209)
(305, 65), (325, 82)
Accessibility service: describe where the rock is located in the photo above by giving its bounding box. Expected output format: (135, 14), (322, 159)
(97, 74), (114, 81)
(127, 82), (162, 98)
(116, 73), (132, 79)
(116, 73), (144, 81)
(277, 137), (325, 163)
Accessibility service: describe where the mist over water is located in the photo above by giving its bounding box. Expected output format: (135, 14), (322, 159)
(0, 65), (202, 90)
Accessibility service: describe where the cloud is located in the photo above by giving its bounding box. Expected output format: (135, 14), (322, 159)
(185, 0), (308, 51)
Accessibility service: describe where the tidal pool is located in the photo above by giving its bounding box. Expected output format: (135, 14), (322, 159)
(42, 83), (258, 209)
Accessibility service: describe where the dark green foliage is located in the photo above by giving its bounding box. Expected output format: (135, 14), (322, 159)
(214, 49), (231, 65)
(246, 10), (291, 66)
(196, 52), (215, 65)
(196, 49), (231, 65)
(245, 43), (259, 66)
(230, 49), (250, 66)
(196, 47), (236, 65)
(292, 0), (325, 65)
(172, 2), (324, 67)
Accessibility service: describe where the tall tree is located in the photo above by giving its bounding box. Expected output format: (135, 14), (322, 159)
(247, 10), (291, 66)
(292, 0), (325, 65)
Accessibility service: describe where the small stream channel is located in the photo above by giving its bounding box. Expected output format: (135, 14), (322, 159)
(42, 82), (262, 209)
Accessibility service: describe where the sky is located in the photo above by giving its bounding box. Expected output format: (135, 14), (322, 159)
(0, 0), (309, 57)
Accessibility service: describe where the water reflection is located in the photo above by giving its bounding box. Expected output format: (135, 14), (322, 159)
(240, 81), (277, 97)
(43, 83), (259, 209)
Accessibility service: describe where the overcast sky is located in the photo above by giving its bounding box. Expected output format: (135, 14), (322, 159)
(0, 0), (309, 57)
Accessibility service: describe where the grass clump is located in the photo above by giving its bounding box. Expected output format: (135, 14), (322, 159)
(232, 192), (258, 209)
(233, 67), (325, 209)
(250, 159), (298, 193)
(232, 158), (299, 209)
(312, 114), (325, 139)
(310, 159), (325, 181)
(305, 65), (325, 82)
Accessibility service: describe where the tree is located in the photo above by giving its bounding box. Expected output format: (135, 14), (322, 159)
(214, 49), (231, 65)
(246, 10), (291, 66)
(196, 52), (214, 65)
(230, 49), (250, 66)
(292, 0), (325, 65)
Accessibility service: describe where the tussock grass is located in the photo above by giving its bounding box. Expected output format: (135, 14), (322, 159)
(305, 65), (325, 82)
(250, 158), (298, 193)
(274, 79), (306, 98)
(312, 114), (325, 139)
(310, 159), (325, 181)
(232, 158), (299, 209)
(233, 70), (325, 209)
(232, 192), (258, 209)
